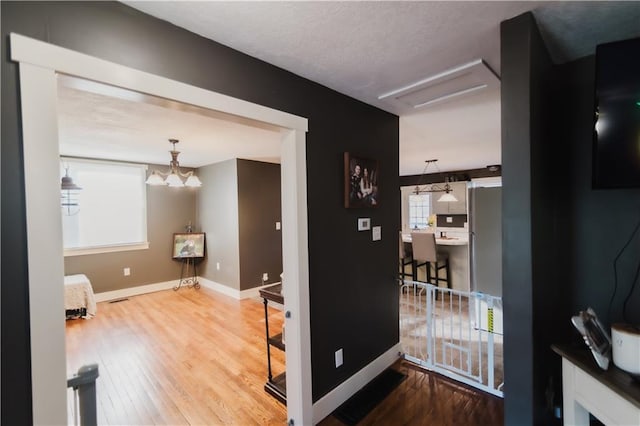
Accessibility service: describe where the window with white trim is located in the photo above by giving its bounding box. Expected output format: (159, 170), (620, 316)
(61, 158), (149, 255)
(408, 194), (431, 230)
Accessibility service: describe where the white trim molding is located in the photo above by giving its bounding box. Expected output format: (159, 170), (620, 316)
(64, 242), (150, 257)
(11, 33), (311, 425)
(10, 33), (307, 133)
(198, 278), (284, 301)
(19, 62), (68, 426)
(312, 343), (402, 424)
(94, 280), (176, 303)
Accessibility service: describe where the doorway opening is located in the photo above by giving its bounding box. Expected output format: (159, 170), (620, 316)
(58, 74), (290, 422)
(11, 33), (311, 425)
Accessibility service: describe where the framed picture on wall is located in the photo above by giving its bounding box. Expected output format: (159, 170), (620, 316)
(172, 232), (205, 258)
(344, 152), (379, 208)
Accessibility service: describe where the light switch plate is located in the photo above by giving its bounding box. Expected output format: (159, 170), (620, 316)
(276, 221), (281, 230)
(358, 218), (371, 231)
(446, 216), (453, 223)
(372, 226), (382, 241)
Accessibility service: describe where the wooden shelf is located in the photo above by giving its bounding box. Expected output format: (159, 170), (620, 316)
(261, 282), (286, 404)
(268, 333), (285, 351)
(265, 372), (287, 405)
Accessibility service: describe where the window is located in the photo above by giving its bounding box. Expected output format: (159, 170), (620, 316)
(408, 194), (431, 230)
(61, 158), (149, 255)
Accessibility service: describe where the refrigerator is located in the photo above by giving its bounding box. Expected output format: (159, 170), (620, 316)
(469, 185), (503, 334)
(469, 185), (502, 296)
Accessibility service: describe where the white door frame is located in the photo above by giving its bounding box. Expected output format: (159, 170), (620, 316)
(10, 33), (312, 425)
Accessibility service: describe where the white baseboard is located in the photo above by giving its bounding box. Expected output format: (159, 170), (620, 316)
(94, 278), (282, 303)
(198, 277), (239, 299)
(94, 280), (176, 302)
(312, 343), (402, 424)
(199, 277), (281, 301)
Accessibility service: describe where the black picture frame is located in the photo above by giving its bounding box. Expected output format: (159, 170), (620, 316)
(172, 232), (205, 259)
(344, 152), (379, 208)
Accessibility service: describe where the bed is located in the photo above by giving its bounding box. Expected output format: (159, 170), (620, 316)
(64, 274), (97, 319)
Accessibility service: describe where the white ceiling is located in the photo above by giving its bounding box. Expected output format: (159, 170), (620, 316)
(62, 1), (640, 174)
(57, 77), (283, 168)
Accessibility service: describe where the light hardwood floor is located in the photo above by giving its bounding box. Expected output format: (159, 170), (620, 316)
(66, 287), (287, 425)
(67, 286), (503, 425)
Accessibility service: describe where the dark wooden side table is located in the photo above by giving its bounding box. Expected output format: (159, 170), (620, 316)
(259, 283), (286, 404)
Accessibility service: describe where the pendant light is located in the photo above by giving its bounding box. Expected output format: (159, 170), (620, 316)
(61, 165), (82, 215)
(412, 159), (458, 202)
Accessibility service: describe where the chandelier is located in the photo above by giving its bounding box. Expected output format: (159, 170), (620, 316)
(145, 139), (202, 188)
(413, 159), (458, 202)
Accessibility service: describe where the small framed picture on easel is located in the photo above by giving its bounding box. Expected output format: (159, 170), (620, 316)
(172, 233), (205, 259)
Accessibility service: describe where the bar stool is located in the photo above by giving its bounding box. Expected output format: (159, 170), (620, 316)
(410, 232), (451, 292)
(399, 231), (413, 282)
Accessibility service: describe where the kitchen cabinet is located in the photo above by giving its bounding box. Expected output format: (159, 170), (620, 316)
(433, 181), (467, 215)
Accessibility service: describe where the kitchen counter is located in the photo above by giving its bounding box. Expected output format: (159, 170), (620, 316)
(402, 233), (468, 246)
(402, 230), (470, 291)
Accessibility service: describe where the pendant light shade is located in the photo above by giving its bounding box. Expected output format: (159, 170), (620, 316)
(437, 192), (458, 203)
(165, 173), (185, 187)
(184, 175), (203, 187)
(61, 166), (82, 215)
(145, 171), (165, 186)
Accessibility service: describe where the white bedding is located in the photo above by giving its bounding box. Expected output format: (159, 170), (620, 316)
(64, 274), (97, 317)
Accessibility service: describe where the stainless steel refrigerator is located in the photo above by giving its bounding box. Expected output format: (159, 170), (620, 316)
(469, 185), (502, 297)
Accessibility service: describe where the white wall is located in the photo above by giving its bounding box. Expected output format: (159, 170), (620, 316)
(197, 159), (241, 289)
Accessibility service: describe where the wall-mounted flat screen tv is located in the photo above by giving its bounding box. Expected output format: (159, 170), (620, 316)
(592, 37), (640, 189)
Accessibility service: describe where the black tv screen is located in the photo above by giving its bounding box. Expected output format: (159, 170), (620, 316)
(592, 37), (640, 189)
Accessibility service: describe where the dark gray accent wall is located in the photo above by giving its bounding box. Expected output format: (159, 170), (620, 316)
(399, 167), (501, 187)
(64, 165), (197, 293)
(1, 2), (399, 421)
(435, 214), (467, 228)
(197, 159), (241, 289)
(501, 12), (559, 425)
(501, 12), (640, 426)
(558, 54), (640, 325)
(237, 159), (282, 290)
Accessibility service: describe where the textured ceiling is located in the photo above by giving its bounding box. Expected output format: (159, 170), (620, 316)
(66, 1), (640, 174)
(57, 78), (283, 168)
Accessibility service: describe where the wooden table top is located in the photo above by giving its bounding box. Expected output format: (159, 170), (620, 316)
(259, 283), (283, 304)
(552, 343), (640, 409)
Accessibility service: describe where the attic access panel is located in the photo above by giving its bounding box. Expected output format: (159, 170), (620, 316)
(378, 59), (500, 112)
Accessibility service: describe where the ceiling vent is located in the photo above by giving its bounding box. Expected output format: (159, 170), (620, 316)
(378, 59), (500, 111)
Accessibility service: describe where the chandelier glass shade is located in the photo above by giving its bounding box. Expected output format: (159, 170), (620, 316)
(413, 159), (458, 203)
(146, 139), (202, 188)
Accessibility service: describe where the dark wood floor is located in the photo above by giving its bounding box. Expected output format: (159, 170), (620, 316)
(66, 286), (502, 425)
(319, 360), (503, 426)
